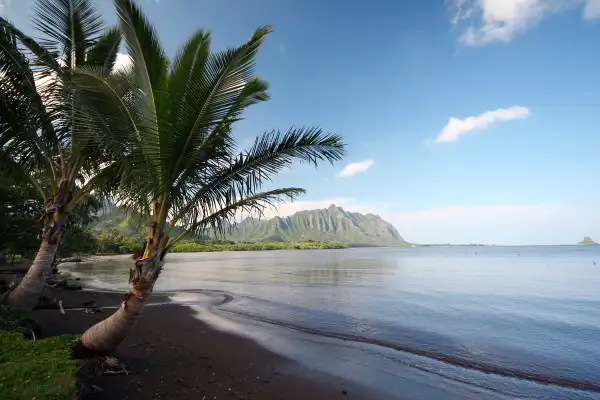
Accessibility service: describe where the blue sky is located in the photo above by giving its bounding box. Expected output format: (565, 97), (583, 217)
(4, 0), (600, 245)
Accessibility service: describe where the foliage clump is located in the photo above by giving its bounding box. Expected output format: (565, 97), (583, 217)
(171, 239), (347, 252)
(0, 306), (79, 400)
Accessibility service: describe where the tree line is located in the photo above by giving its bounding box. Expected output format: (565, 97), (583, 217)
(0, 0), (345, 353)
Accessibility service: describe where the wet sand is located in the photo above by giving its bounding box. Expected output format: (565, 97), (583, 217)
(31, 288), (380, 399)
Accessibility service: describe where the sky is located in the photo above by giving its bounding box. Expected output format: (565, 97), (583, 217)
(3, 0), (600, 245)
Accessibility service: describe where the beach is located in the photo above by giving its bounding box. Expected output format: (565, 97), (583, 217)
(6, 245), (600, 400)
(31, 286), (376, 400)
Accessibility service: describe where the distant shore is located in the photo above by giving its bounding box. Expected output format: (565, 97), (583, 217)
(170, 239), (347, 252)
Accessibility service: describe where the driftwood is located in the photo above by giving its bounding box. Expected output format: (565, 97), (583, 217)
(46, 278), (82, 291)
(58, 256), (83, 264)
(98, 356), (129, 376)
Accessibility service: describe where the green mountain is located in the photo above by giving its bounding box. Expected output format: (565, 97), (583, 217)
(92, 204), (408, 247)
(578, 236), (598, 245)
(91, 206), (187, 238)
(92, 207), (139, 237)
(226, 204), (408, 247)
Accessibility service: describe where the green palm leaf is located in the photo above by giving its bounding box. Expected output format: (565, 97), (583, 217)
(169, 187), (306, 246)
(84, 26), (121, 71)
(170, 127), (345, 228)
(33, 0), (104, 68)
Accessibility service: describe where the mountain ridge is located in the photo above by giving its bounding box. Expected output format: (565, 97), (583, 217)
(92, 204), (408, 247)
(225, 204), (407, 247)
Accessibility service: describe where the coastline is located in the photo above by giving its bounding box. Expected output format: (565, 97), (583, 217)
(31, 286), (380, 399)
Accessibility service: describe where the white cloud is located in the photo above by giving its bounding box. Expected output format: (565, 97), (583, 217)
(448, 0), (600, 45)
(0, 0), (11, 17)
(435, 106), (530, 143)
(337, 159), (374, 178)
(584, 0), (600, 18)
(242, 197), (386, 221)
(113, 53), (132, 73)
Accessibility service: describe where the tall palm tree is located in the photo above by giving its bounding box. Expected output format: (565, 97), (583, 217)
(0, 0), (121, 310)
(76, 0), (346, 352)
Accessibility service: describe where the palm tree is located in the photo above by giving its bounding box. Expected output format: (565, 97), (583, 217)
(76, 0), (346, 352)
(0, 0), (121, 310)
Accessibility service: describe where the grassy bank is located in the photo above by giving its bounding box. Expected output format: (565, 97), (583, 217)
(170, 239), (347, 252)
(0, 305), (79, 399)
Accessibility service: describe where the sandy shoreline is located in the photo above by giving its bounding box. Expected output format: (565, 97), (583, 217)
(29, 285), (381, 399)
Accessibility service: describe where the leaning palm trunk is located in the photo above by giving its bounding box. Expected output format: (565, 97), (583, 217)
(81, 226), (166, 351)
(8, 239), (58, 310)
(8, 193), (70, 310)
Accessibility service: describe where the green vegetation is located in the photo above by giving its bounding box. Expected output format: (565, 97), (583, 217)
(96, 229), (142, 254)
(0, 306), (79, 400)
(171, 239), (346, 252)
(578, 236), (598, 245)
(93, 203), (407, 248)
(0, 177), (44, 263)
(0, 332), (79, 400)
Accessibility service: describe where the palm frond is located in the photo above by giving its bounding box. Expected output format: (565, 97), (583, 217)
(0, 23), (60, 187)
(170, 127), (345, 227)
(33, 0), (104, 68)
(167, 26), (272, 184)
(171, 77), (270, 190)
(114, 0), (170, 188)
(0, 147), (47, 201)
(84, 26), (121, 72)
(0, 17), (62, 70)
(169, 187), (305, 246)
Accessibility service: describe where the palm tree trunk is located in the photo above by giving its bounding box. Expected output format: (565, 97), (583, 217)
(81, 256), (162, 352)
(8, 238), (59, 310)
(8, 192), (70, 311)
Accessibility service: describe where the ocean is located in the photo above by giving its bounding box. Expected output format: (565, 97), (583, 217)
(63, 246), (600, 399)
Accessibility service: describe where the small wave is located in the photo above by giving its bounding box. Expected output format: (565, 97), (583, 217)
(217, 308), (600, 394)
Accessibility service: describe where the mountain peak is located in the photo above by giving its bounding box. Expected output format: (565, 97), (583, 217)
(225, 206), (407, 247)
(327, 204), (346, 214)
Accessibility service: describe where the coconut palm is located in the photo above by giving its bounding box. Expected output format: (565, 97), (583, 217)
(75, 0), (346, 352)
(0, 0), (121, 310)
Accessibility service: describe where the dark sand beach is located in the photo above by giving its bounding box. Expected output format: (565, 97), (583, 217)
(27, 285), (377, 399)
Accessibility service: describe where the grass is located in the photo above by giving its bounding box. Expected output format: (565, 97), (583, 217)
(170, 239), (347, 253)
(0, 305), (79, 400)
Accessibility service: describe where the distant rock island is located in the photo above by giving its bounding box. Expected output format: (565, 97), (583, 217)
(578, 236), (598, 245)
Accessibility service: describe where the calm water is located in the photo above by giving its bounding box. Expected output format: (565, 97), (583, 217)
(65, 246), (600, 399)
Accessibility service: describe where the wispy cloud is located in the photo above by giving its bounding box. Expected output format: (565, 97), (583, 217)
(338, 160), (374, 178)
(279, 44), (286, 54)
(448, 0), (600, 46)
(0, 0), (11, 17)
(434, 106), (530, 143)
(259, 198), (386, 219)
